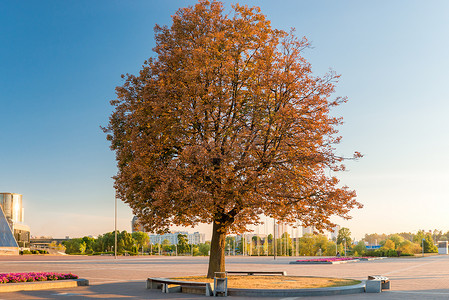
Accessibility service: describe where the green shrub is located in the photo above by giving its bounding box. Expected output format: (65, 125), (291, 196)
(366, 250), (382, 257)
(92, 251), (115, 256)
(366, 249), (401, 257)
(122, 251), (138, 256)
(352, 241), (367, 256)
(386, 249), (398, 257)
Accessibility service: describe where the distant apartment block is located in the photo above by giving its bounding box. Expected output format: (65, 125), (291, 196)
(0, 193), (30, 254)
(186, 232), (206, 244)
(329, 225), (340, 241)
(131, 216), (206, 245)
(148, 231), (205, 245)
(302, 226), (314, 235)
(274, 221), (303, 238)
(301, 224), (340, 240)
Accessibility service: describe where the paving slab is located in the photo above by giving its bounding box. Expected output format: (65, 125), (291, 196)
(0, 254), (448, 299)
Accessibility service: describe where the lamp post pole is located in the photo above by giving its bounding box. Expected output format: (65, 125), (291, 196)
(343, 238), (346, 256)
(114, 192), (117, 260)
(273, 219), (277, 260)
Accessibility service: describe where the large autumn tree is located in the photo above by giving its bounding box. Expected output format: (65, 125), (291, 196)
(104, 0), (362, 277)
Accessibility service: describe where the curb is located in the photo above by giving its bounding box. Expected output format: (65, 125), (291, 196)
(0, 279), (89, 293)
(227, 281), (365, 297)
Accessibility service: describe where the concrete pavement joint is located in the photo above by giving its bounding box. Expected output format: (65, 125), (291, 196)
(2, 255), (449, 299)
(390, 291), (449, 295)
(89, 278), (143, 284)
(384, 257), (447, 276)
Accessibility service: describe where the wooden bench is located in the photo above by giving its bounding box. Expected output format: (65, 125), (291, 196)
(366, 275), (390, 293)
(225, 271), (287, 276)
(146, 278), (212, 296)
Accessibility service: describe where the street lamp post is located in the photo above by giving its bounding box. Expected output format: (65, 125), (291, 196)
(343, 238), (346, 256)
(114, 192), (117, 260)
(273, 219), (277, 260)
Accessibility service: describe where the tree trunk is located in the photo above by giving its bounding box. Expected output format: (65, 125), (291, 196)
(207, 221), (226, 278)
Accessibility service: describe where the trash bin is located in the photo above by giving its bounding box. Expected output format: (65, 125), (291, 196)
(213, 272), (228, 296)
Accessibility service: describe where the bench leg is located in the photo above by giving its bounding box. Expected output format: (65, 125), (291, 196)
(147, 279), (161, 290)
(205, 283), (212, 296)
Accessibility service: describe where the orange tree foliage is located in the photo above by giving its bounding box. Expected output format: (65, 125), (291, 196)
(104, 0), (362, 277)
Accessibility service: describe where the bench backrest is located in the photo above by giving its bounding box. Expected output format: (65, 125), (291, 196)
(226, 271), (286, 276)
(148, 278), (209, 286)
(368, 275), (389, 281)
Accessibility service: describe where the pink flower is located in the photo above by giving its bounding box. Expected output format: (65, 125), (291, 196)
(0, 272), (78, 284)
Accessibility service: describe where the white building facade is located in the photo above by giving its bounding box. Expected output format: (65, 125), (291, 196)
(149, 231), (205, 245)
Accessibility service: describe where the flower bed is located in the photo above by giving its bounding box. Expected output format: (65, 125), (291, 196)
(0, 272), (78, 284)
(294, 257), (358, 263)
(289, 257), (373, 265)
(289, 257), (386, 265)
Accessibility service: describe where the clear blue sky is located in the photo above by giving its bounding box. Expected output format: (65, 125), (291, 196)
(1, 0), (448, 239)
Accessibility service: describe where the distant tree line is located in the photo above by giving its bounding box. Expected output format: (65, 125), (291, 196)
(62, 228), (440, 257)
(360, 230), (438, 257)
(233, 228), (351, 257)
(62, 231), (148, 255)
(62, 231), (211, 256)
(226, 228), (440, 257)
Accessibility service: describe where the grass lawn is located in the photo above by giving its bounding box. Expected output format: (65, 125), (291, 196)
(172, 275), (360, 289)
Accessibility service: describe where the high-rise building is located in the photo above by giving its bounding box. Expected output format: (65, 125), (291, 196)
(131, 216), (144, 232)
(0, 193), (30, 254)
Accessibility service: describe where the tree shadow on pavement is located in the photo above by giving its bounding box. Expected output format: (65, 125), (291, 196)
(0, 281), (209, 299)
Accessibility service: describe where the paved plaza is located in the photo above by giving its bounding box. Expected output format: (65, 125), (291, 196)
(1, 254), (449, 299)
